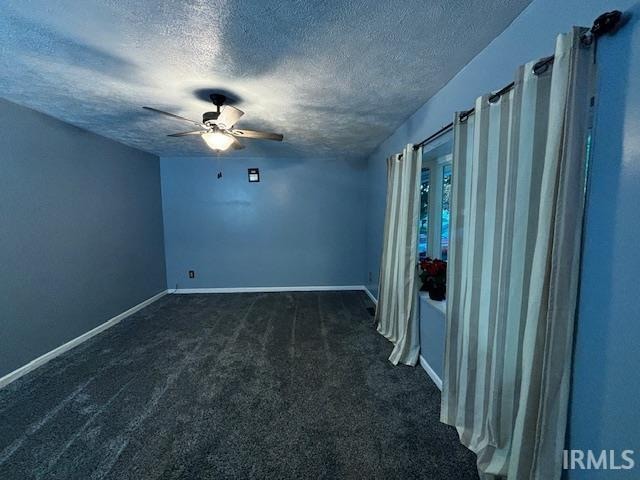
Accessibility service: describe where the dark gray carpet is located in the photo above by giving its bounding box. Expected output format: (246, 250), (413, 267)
(0, 291), (478, 479)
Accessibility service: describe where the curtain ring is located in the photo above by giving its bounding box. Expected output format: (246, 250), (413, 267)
(580, 32), (594, 46)
(533, 56), (554, 75)
(459, 107), (474, 123)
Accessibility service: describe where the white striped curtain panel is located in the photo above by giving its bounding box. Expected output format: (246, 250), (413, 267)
(441, 28), (596, 479)
(376, 144), (423, 366)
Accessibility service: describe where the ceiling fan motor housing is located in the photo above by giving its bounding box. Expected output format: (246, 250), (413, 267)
(202, 111), (220, 125)
(203, 93), (227, 126)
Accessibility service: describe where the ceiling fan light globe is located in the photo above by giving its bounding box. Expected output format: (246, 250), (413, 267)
(202, 131), (234, 151)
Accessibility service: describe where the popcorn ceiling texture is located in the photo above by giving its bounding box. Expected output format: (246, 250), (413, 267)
(0, 0), (530, 158)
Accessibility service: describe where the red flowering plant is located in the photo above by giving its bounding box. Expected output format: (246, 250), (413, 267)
(419, 257), (447, 301)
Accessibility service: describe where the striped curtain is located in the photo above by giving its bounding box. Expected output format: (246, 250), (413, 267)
(376, 144), (422, 366)
(441, 28), (595, 479)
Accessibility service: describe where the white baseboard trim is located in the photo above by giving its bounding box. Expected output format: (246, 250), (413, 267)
(363, 287), (378, 305)
(173, 285), (366, 294)
(419, 354), (443, 391)
(0, 289), (168, 389)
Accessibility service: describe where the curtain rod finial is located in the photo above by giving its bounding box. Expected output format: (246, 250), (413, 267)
(592, 10), (625, 37)
(581, 10), (626, 45)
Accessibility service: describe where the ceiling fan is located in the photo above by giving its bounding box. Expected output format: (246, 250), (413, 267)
(143, 94), (283, 152)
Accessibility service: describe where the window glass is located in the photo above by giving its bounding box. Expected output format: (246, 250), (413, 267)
(440, 164), (452, 260)
(419, 168), (430, 257)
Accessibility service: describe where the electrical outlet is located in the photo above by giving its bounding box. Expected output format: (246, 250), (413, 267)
(188, 270), (195, 279)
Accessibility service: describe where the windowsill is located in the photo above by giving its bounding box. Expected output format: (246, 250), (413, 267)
(419, 291), (447, 315)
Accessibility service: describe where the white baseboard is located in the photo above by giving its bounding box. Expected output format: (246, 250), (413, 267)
(173, 285), (366, 294)
(0, 289), (168, 389)
(419, 354), (443, 391)
(363, 287), (378, 305)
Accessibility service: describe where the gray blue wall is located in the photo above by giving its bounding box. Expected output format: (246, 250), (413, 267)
(0, 98), (166, 378)
(161, 156), (366, 289)
(570, 1), (640, 469)
(364, 0), (640, 476)
(419, 296), (445, 381)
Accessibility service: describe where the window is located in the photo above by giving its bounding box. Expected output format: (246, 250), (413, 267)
(419, 139), (452, 260)
(441, 164), (452, 260)
(419, 168), (430, 257)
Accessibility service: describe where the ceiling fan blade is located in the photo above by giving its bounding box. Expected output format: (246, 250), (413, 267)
(142, 107), (203, 127)
(217, 105), (244, 128)
(167, 130), (209, 137)
(230, 129), (283, 141)
(230, 137), (245, 150)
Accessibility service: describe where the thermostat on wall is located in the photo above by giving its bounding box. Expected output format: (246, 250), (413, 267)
(248, 168), (260, 182)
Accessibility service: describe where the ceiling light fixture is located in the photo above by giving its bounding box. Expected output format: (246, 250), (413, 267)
(202, 131), (234, 151)
(143, 94), (283, 153)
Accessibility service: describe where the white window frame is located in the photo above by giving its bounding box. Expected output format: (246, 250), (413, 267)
(421, 153), (452, 260)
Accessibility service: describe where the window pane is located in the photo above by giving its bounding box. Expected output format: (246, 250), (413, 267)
(441, 164), (452, 260)
(419, 168), (430, 257)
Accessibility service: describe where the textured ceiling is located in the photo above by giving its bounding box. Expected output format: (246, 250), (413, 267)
(0, 0), (531, 159)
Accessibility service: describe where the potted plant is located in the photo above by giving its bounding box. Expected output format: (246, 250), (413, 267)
(419, 257), (447, 301)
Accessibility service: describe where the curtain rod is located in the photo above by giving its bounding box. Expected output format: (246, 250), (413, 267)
(410, 10), (624, 152)
(408, 56), (551, 153)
